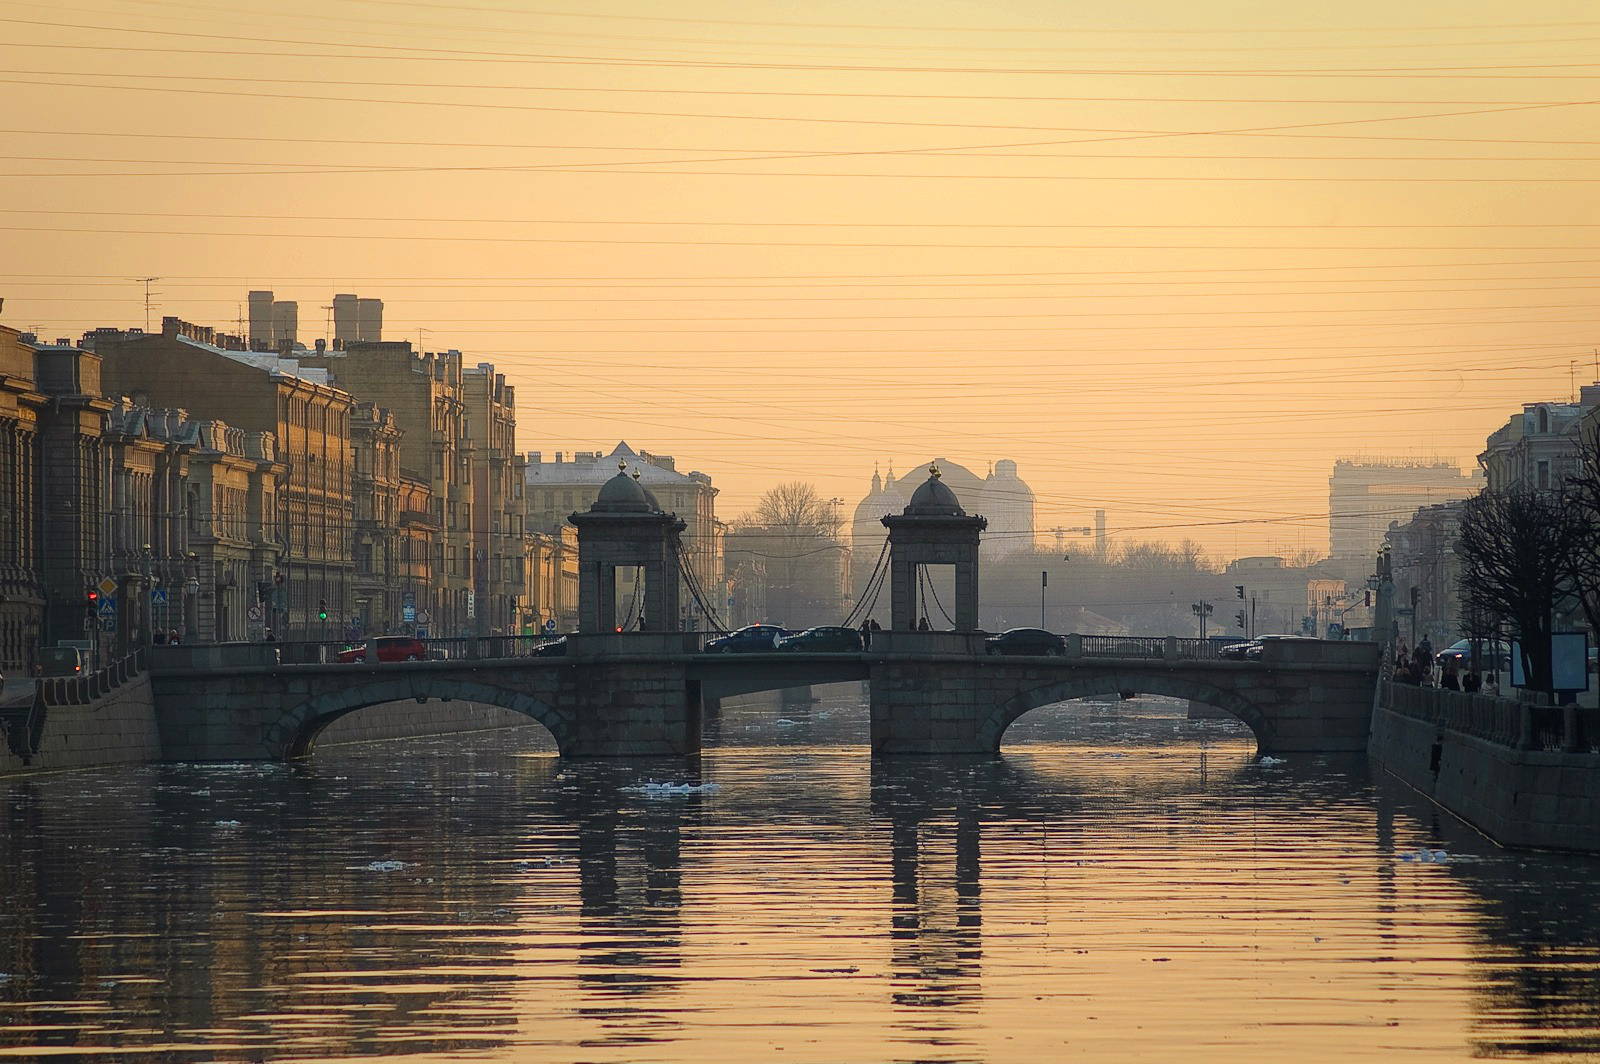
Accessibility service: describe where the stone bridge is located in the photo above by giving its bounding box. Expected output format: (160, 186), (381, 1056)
(147, 633), (1379, 761)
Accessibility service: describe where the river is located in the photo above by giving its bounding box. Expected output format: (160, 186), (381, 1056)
(2, 691), (1598, 1062)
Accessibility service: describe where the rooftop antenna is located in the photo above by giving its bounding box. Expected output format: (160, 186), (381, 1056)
(321, 304), (333, 343)
(132, 276), (160, 331)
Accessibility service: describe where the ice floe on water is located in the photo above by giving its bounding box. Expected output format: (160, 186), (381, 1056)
(1257, 756), (1287, 766)
(622, 781), (723, 797)
(358, 860), (410, 872)
(214, 820), (242, 828)
(1399, 847), (1451, 864)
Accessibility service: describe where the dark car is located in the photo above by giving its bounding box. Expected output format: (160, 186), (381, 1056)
(985, 628), (1066, 656)
(338, 636), (428, 664)
(39, 645), (84, 676)
(704, 625), (790, 653)
(775, 626), (864, 652)
(531, 636), (567, 658)
(1218, 641), (1256, 660)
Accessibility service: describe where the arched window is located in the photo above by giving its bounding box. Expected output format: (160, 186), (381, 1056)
(1539, 406), (1550, 433)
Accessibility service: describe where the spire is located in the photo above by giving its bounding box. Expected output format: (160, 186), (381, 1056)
(885, 464), (896, 487)
(871, 462), (882, 493)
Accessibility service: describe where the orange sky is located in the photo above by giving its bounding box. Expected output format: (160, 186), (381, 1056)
(4, 0), (1598, 559)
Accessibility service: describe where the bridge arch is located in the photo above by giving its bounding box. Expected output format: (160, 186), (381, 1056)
(977, 671), (1273, 754)
(275, 678), (571, 759)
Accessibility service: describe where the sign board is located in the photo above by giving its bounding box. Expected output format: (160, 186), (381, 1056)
(1510, 633), (1592, 691)
(98, 597), (117, 617)
(415, 626), (429, 638)
(467, 590), (476, 620)
(417, 610), (430, 625)
(246, 604), (262, 622)
(101, 618), (115, 632)
(544, 618), (557, 633)
(402, 591), (416, 608)
(97, 577), (118, 596)
(151, 589), (168, 606)
(402, 605), (416, 623)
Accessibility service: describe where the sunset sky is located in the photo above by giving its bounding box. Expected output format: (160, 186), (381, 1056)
(4, 0), (1598, 559)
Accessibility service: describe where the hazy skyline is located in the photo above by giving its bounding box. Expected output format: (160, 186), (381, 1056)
(5, 0), (1598, 558)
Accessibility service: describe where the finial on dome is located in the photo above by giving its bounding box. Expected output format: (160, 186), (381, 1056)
(631, 468), (641, 480)
(618, 459), (627, 473)
(930, 462), (942, 480)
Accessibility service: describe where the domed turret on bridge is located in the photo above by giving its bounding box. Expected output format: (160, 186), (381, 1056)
(569, 462), (687, 633)
(880, 464), (988, 632)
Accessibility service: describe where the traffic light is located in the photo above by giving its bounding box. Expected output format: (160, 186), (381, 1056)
(85, 589), (99, 615)
(1235, 610), (1247, 629)
(318, 599), (328, 621)
(1235, 585), (1245, 599)
(256, 581), (271, 604)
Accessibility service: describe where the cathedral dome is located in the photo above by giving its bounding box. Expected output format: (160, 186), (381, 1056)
(905, 468), (966, 516)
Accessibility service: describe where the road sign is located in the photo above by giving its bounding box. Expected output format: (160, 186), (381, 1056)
(402, 605), (416, 622)
(97, 577), (117, 596)
(151, 589), (168, 606)
(98, 597), (117, 617)
(101, 618), (115, 632)
(544, 618), (557, 633)
(417, 610), (430, 625)
(247, 604), (262, 622)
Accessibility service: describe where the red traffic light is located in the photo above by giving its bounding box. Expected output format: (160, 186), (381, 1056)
(87, 590), (99, 602)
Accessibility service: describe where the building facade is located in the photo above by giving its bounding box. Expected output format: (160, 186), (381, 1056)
(297, 341), (472, 637)
(1479, 387), (1600, 492)
(350, 402), (403, 636)
(91, 318), (355, 640)
(463, 364), (522, 636)
(0, 326), (44, 671)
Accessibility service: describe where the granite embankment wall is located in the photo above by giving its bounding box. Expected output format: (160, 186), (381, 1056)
(1369, 681), (1600, 853)
(0, 667), (162, 775)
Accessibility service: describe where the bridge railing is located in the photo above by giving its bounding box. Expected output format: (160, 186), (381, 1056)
(1380, 680), (1599, 753)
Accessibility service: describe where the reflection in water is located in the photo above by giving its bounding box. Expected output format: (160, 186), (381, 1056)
(1, 696), (1600, 1062)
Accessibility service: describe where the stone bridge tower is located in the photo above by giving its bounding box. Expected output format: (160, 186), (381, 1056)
(570, 464), (687, 633)
(882, 465), (987, 631)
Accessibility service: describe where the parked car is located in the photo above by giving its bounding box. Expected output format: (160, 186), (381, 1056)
(703, 625), (790, 653)
(337, 635), (428, 663)
(985, 628), (1066, 656)
(38, 645), (84, 676)
(531, 636), (567, 658)
(775, 626), (863, 652)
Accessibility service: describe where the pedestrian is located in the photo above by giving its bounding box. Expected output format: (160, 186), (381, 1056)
(1462, 670), (1481, 694)
(1440, 658), (1460, 692)
(264, 629), (276, 643)
(1483, 672), (1500, 696)
(168, 628), (180, 646)
(859, 619), (872, 650)
(916, 616), (931, 632)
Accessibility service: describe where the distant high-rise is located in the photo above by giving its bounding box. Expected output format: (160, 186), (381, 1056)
(332, 293), (359, 347)
(1328, 459), (1481, 560)
(270, 300), (297, 346)
(332, 293), (382, 346)
(247, 290), (274, 347)
(357, 298), (383, 343)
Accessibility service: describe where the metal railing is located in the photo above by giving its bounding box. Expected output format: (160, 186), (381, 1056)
(1380, 680), (1599, 754)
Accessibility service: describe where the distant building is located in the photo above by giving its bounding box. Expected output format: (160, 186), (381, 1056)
(1328, 459), (1481, 561)
(850, 458), (1035, 601)
(1385, 502), (1467, 649)
(463, 363), (522, 635)
(524, 443), (720, 630)
(332, 293), (383, 347)
(0, 326), (45, 670)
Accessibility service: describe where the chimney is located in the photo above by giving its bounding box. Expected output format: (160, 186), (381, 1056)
(314, 338), (326, 354)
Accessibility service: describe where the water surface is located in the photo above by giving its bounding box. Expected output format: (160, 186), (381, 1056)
(2, 693), (1598, 1062)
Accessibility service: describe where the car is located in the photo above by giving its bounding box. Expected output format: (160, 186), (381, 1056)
(531, 636), (567, 658)
(1217, 641), (1256, 660)
(38, 645), (84, 676)
(775, 626), (864, 652)
(1434, 639), (1512, 671)
(703, 625), (790, 653)
(985, 628), (1066, 656)
(337, 636), (428, 664)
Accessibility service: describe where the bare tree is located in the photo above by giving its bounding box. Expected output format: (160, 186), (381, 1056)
(726, 482), (846, 627)
(1457, 487), (1589, 694)
(1561, 423), (1600, 634)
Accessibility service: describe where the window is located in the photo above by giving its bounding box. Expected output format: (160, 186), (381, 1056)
(1538, 461), (1550, 489)
(1538, 407), (1550, 433)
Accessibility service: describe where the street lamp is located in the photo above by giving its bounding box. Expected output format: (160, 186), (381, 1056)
(183, 552), (200, 643)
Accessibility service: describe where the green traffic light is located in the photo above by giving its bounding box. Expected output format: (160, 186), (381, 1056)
(318, 611), (328, 620)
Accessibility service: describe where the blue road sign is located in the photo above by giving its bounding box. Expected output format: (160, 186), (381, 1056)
(98, 597), (117, 617)
(544, 618), (557, 633)
(151, 589), (168, 606)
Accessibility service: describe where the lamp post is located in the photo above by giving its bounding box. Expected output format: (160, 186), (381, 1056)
(183, 552), (199, 643)
(1191, 600), (1213, 639)
(139, 544), (153, 646)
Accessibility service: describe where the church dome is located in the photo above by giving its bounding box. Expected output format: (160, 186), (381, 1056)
(905, 468), (966, 516)
(591, 468), (654, 513)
